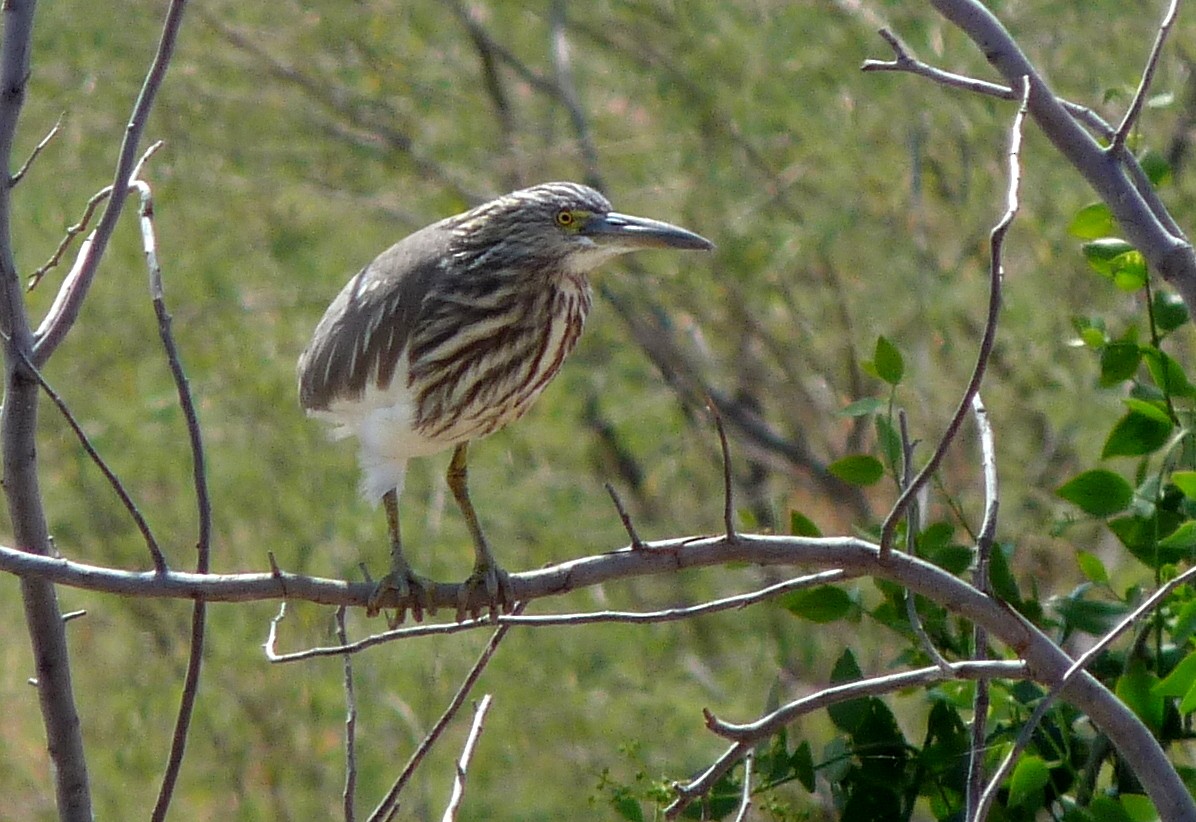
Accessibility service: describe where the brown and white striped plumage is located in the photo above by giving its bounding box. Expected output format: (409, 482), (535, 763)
(299, 182), (711, 506)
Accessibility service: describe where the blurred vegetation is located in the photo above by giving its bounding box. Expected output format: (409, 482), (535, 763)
(4, 0), (1196, 819)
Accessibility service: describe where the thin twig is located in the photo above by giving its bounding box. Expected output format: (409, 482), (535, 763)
(6, 341), (166, 571)
(549, 1), (602, 187)
(27, 187), (113, 292)
(862, 28), (1114, 140)
(880, 77), (1028, 554)
(441, 694), (493, 822)
(1111, 0), (1180, 152)
(337, 607), (358, 822)
(708, 398), (737, 539)
(898, 410), (952, 673)
(975, 563), (1196, 819)
(966, 393), (997, 821)
(141, 159), (210, 822)
(9, 112), (63, 187)
(269, 570), (855, 663)
(604, 482), (645, 550)
(732, 748), (753, 822)
(369, 602), (527, 822)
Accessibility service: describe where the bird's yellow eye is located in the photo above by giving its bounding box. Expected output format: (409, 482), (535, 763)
(555, 210), (576, 228)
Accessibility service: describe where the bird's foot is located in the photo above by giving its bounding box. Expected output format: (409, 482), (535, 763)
(455, 562), (513, 622)
(366, 569), (436, 627)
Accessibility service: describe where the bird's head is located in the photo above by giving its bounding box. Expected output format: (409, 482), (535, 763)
(451, 182), (713, 276)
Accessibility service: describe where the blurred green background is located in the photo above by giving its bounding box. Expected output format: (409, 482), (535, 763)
(1, 0), (1192, 818)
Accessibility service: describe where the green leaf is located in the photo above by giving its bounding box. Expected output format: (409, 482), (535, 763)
(872, 336), (904, 386)
(789, 510), (822, 537)
(828, 650), (866, 733)
(1068, 202), (1115, 239)
(1153, 290), (1189, 335)
(791, 741), (816, 792)
(840, 397), (884, 417)
(1088, 796), (1136, 822)
(828, 454), (884, 486)
(1154, 649), (1196, 698)
(1157, 521), (1196, 554)
(1143, 347), (1196, 398)
(1116, 663), (1165, 733)
(1054, 594), (1129, 635)
(1072, 315), (1108, 348)
(1057, 469), (1134, 517)
(874, 415), (902, 476)
(1008, 754), (1050, 807)
(1172, 471), (1196, 500)
(1122, 397), (1172, 423)
(988, 543), (1023, 606)
(1099, 341), (1141, 385)
(1108, 511), (1188, 568)
(1076, 550), (1109, 585)
(930, 543), (974, 575)
(1081, 239), (1147, 291)
(1101, 410), (1173, 458)
(779, 586), (854, 623)
(1139, 148), (1172, 186)
(1180, 680), (1196, 715)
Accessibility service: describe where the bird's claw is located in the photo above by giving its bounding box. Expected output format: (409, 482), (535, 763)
(455, 564), (513, 622)
(367, 570), (435, 627)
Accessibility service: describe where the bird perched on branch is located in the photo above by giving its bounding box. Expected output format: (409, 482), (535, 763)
(298, 182), (713, 622)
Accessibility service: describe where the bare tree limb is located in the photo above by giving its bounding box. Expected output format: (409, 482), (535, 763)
(31, 0), (189, 366)
(9, 112), (62, 187)
(1111, 0), (1180, 152)
(670, 660), (1027, 819)
(337, 607), (358, 822)
(965, 392), (997, 821)
(0, 1), (94, 817)
(880, 76), (1027, 554)
(3, 532), (1193, 819)
(369, 603), (525, 822)
(138, 170), (211, 822)
(441, 694), (493, 822)
(975, 564), (1196, 820)
(926, 0), (1196, 313)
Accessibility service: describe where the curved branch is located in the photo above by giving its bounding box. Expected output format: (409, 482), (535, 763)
(0, 533), (1192, 819)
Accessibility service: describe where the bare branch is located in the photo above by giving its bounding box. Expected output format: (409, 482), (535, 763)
(32, 0), (189, 366)
(9, 112), (63, 187)
(337, 607), (358, 822)
(441, 694), (493, 822)
(7, 341), (166, 571)
(708, 399), (738, 540)
(138, 168), (210, 822)
(862, 27), (1114, 139)
(268, 570), (855, 662)
(1, 529), (1193, 815)
(369, 604), (525, 822)
(669, 660), (1027, 818)
(1111, 0), (1180, 152)
(880, 77), (1028, 554)
(731, 748), (753, 822)
(27, 186), (112, 292)
(549, 1), (602, 187)
(966, 392), (997, 821)
(0, 0), (94, 816)
(604, 482), (645, 550)
(898, 410), (952, 674)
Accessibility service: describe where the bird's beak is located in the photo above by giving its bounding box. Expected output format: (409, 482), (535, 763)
(583, 212), (714, 251)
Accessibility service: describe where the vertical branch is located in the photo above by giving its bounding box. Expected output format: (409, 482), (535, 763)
(0, 2), (94, 819)
(440, 694), (493, 822)
(137, 174), (211, 822)
(879, 77), (1028, 554)
(965, 393), (997, 820)
(337, 608), (358, 822)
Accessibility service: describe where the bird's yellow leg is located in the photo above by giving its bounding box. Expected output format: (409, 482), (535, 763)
(447, 442), (512, 620)
(366, 488), (434, 625)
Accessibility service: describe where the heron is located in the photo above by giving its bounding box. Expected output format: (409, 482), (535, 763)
(298, 182), (713, 622)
